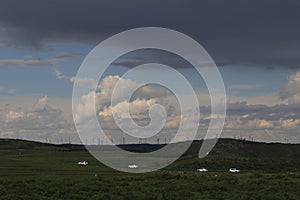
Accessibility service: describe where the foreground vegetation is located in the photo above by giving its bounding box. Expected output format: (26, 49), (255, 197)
(0, 139), (300, 199)
(1, 172), (300, 199)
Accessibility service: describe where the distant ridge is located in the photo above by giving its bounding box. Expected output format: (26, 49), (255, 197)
(0, 138), (61, 150)
(1, 138), (300, 159)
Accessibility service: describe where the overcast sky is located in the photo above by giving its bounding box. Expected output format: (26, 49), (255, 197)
(0, 0), (300, 144)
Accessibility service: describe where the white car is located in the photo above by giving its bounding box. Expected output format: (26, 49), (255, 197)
(229, 168), (240, 173)
(78, 161), (88, 166)
(128, 164), (138, 169)
(197, 168), (208, 172)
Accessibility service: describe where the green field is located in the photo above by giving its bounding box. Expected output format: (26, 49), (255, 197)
(0, 139), (300, 199)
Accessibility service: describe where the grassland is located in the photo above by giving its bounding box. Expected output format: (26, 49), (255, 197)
(0, 139), (300, 199)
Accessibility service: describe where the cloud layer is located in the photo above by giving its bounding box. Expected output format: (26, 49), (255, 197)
(2, 74), (300, 143)
(0, 0), (300, 68)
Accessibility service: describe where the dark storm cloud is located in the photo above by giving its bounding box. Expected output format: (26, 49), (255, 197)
(53, 53), (84, 59)
(110, 49), (233, 68)
(0, 0), (300, 68)
(0, 53), (82, 67)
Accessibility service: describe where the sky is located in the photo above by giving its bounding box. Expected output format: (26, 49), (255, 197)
(0, 0), (300, 144)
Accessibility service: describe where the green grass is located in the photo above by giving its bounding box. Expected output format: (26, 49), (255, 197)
(0, 139), (300, 199)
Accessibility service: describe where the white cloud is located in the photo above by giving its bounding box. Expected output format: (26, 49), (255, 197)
(74, 91), (99, 122)
(34, 95), (49, 111)
(5, 111), (25, 123)
(74, 75), (172, 122)
(54, 68), (67, 79)
(1, 96), (76, 142)
(69, 76), (98, 88)
(228, 93), (286, 106)
(54, 68), (97, 88)
(278, 118), (300, 129)
(99, 98), (157, 119)
(245, 119), (273, 129)
(280, 70), (300, 103)
(73, 75), (185, 141)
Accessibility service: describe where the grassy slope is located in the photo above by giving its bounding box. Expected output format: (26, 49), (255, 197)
(0, 138), (300, 199)
(185, 139), (300, 159)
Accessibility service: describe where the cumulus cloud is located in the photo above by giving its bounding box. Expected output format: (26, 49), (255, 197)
(5, 111), (25, 123)
(278, 118), (300, 129)
(73, 91), (99, 123)
(71, 73), (172, 121)
(73, 75), (186, 141)
(99, 98), (157, 119)
(3, 69), (300, 143)
(70, 73), (300, 143)
(54, 68), (67, 79)
(74, 75), (173, 122)
(54, 68), (97, 88)
(34, 95), (49, 111)
(245, 119), (273, 129)
(1, 96), (76, 142)
(197, 100), (300, 142)
(69, 76), (98, 88)
(280, 70), (300, 103)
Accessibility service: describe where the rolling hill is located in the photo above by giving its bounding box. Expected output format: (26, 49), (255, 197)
(1, 138), (300, 159)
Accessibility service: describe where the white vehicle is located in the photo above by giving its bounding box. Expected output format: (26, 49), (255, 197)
(78, 161), (88, 166)
(128, 164), (138, 169)
(197, 168), (208, 172)
(229, 168), (240, 173)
